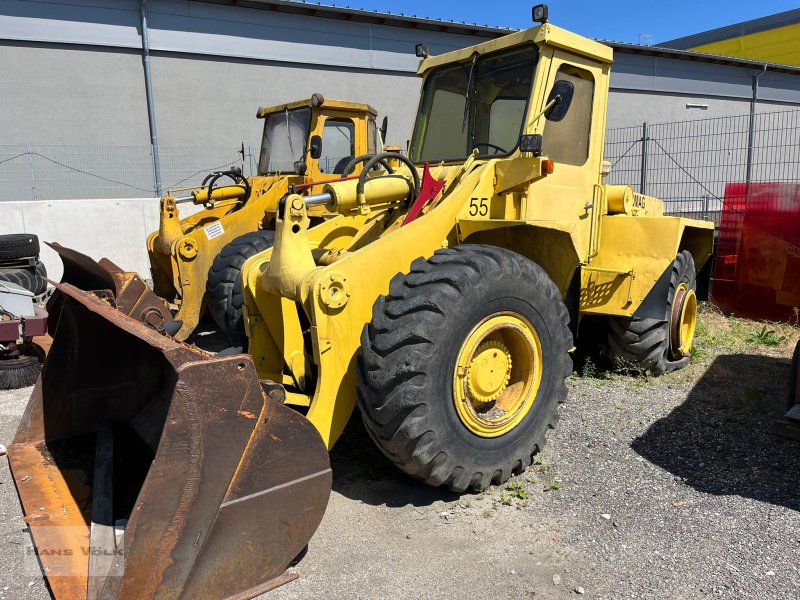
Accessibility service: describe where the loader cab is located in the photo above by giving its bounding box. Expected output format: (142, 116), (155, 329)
(410, 23), (612, 260)
(256, 97), (377, 182)
(410, 25), (611, 167)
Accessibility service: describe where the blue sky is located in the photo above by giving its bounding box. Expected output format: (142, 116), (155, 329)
(330, 1), (800, 44)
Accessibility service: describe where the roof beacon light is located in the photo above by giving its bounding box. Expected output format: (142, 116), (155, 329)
(532, 4), (549, 24)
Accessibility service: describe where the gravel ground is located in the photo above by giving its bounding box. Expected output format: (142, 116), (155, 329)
(1, 324), (799, 599)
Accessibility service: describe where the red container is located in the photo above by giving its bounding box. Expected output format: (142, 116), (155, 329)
(712, 182), (800, 322)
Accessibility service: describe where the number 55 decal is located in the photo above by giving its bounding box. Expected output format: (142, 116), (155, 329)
(469, 197), (489, 217)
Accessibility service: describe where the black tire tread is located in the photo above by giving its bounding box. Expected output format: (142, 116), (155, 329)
(0, 355), (40, 390)
(357, 244), (573, 493)
(0, 234), (39, 261)
(206, 230), (274, 346)
(608, 250), (695, 375)
(0, 261), (47, 296)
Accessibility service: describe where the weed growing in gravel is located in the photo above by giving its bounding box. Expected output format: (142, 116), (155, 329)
(612, 355), (646, 376)
(579, 356), (599, 378)
(505, 481), (528, 500)
(543, 481), (562, 492)
(689, 342), (707, 361)
(694, 302), (796, 354)
(746, 325), (785, 347)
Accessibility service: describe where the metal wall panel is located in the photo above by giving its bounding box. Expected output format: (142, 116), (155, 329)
(0, 0), (142, 48)
(0, 0), (492, 72)
(610, 53), (755, 99)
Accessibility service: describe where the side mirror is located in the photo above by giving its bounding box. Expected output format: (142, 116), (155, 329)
(380, 116), (389, 144)
(309, 134), (322, 160)
(294, 160), (307, 176)
(544, 80), (574, 122)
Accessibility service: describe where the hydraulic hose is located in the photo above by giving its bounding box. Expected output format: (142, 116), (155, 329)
(358, 152), (420, 206)
(341, 155), (394, 176)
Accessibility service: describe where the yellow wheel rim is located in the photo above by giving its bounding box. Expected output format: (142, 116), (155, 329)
(453, 312), (542, 438)
(670, 283), (697, 358)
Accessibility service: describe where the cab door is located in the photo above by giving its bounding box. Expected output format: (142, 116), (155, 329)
(527, 51), (609, 262)
(307, 111), (371, 181)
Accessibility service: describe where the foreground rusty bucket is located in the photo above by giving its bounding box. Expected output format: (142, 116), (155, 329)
(8, 281), (331, 599)
(47, 242), (174, 332)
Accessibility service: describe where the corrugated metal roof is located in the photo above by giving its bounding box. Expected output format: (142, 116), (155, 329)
(206, 0), (515, 35)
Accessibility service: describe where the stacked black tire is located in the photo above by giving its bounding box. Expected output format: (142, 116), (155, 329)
(0, 234), (48, 296)
(0, 233), (48, 390)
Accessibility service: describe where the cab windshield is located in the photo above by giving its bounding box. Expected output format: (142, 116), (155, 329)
(258, 107), (312, 174)
(409, 45), (539, 163)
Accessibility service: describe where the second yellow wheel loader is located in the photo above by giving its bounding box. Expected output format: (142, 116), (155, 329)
(52, 95), (384, 342)
(9, 6), (713, 598)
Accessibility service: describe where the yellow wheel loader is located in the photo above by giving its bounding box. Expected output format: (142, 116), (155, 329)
(51, 96), (383, 342)
(9, 6), (713, 598)
(237, 8), (714, 487)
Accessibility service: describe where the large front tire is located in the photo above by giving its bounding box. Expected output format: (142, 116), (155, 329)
(608, 250), (697, 375)
(357, 245), (573, 492)
(206, 230), (274, 347)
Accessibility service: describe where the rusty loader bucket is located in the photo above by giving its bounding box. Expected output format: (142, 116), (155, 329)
(46, 243), (175, 333)
(7, 281), (331, 599)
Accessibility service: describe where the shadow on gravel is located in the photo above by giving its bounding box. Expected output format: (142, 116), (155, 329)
(632, 353), (800, 511)
(330, 416), (461, 507)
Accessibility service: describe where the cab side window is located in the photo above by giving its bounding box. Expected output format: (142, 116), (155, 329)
(319, 119), (356, 174)
(541, 66), (594, 165)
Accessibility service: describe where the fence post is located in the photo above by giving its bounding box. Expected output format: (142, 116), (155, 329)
(746, 107), (756, 184)
(26, 143), (37, 201)
(640, 122), (649, 195)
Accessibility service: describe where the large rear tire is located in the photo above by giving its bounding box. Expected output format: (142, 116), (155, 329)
(608, 250), (697, 375)
(357, 245), (573, 492)
(206, 230), (274, 348)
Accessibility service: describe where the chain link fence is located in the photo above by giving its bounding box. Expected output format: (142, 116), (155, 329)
(605, 108), (800, 225)
(2, 108), (800, 205)
(0, 145), (256, 201)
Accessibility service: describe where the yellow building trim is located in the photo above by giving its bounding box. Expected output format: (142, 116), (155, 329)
(691, 22), (800, 67)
